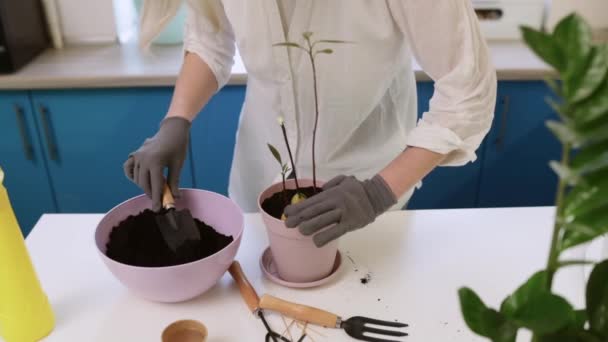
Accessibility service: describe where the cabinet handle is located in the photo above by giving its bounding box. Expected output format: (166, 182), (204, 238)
(14, 104), (35, 160)
(38, 104), (59, 161)
(494, 95), (510, 150)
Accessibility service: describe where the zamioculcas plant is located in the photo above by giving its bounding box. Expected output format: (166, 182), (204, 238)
(458, 14), (608, 342)
(274, 32), (349, 193)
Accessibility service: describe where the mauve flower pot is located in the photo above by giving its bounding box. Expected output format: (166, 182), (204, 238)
(258, 179), (339, 283)
(95, 189), (244, 303)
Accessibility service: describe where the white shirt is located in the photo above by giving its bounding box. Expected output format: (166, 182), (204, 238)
(184, 0), (497, 212)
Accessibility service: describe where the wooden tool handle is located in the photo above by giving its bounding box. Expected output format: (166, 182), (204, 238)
(228, 261), (260, 313)
(259, 294), (340, 328)
(162, 183), (175, 209)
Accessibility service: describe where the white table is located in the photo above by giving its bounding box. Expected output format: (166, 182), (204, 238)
(14, 208), (592, 341)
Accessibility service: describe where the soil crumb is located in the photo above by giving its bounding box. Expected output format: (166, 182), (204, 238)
(360, 272), (372, 284)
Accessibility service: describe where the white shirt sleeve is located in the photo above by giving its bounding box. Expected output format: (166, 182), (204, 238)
(184, 0), (236, 90)
(388, 0), (497, 166)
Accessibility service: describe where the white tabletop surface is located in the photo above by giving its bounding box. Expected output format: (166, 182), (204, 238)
(0, 41), (553, 90)
(10, 207), (592, 342)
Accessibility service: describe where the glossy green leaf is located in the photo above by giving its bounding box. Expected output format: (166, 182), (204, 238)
(568, 46), (608, 104)
(315, 39), (351, 44)
(550, 161), (580, 185)
(546, 120), (579, 145)
(561, 209), (608, 249)
(571, 141), (608, 175)
(458, 288), (517, 342)
(564, 178), (608, 220)
(536, 310), (597, 342)
(521, 26), (565, 72)
(273, 42), (305, 50)
(587, 260), (608, 337)
(500, 271), (548, 317)
(572, 79), (608, 128)
(267, 144), (282, 165)
(508, 292), (575, 334)
(580, 119), (608, 146)
(553, 14), (593, 66)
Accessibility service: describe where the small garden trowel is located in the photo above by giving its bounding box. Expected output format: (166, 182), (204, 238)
(155, 183), (201, 252)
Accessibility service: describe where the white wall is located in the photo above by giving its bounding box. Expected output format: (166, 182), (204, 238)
(548, 0), (608, 30)
(56, 0), (117, 44)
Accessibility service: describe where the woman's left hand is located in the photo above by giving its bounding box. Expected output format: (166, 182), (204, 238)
(284, 175), (397, 247)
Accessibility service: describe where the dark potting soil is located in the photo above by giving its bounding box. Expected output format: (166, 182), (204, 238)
(261, 186), (321, 219)
(105, 209), (233, 267)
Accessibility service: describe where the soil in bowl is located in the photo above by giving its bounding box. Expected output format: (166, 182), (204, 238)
(261, 186), (321, 219)
(105, 209), (233, 267)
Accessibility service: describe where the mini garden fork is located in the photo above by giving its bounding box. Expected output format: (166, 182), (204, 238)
(259, 295), (408, 342)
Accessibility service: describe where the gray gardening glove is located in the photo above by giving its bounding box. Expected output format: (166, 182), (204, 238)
(284, 175), (397, 247)
(123, 117), (190, 212)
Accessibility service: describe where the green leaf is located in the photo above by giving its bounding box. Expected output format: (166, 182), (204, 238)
(572, 78), (608, 128)
(550, 161), (580, 185)
(571, 141), (608, 175)
(561, 209), (608, 249)
(580, 119), (608, 146)
(546, 120), (580, 145)
(537, 310), (596, 342)
(302, 31), (313, 40)
(273, 42), (305, 50)
(267, 144), (282, 165)
(553, 14), (593, 68)
(508, 292), (575, 334)
(587, 260), (608, 337)
(458, 288), (517, 342)
(315, 48), (333, 55)
(521, 26), (565, 72)
(315, 39), (351, 44)
(546, 98), (571, 122)
(500, 271), (548, 317)
(568, 46), (608, 104)
(564, 178), (608, 221)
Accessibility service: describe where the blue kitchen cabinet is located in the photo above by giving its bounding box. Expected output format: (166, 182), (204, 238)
(407, 82), (485, 209)
(477, 81), (561, 207)
(29, 88), (194, 213)
(0, 91), (56, 235)
(189, 86), (246, 195)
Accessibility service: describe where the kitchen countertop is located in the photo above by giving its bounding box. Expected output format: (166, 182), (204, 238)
(12, 207), (592, 342)
(0, 41), (554, 90)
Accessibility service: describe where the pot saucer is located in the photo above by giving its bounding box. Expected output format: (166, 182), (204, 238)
(259, 247), (342, 288)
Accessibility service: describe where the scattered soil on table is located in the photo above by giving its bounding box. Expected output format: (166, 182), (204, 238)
(105, 209), (233, 267)
(261, 186), (321, 219)
(360, 272), (372, 285)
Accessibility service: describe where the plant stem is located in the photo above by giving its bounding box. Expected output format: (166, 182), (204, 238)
(282, 172), (287, 205)
(307, 40), (319, 193)
(533, 142), (570, 342)
(556, 260), (595, 268)
(545, 143), (571, 290)
(280, 123), (300, 191)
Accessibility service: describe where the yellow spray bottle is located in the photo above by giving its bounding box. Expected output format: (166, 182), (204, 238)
(0, 167), (54, 341)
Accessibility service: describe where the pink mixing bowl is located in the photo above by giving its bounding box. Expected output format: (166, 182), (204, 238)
(94, 189), (244, 303)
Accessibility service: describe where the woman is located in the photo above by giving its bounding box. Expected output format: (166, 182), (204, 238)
(124, 0), (497, 247)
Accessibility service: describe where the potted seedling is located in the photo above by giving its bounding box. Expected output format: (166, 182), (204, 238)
(258, 32), (348, 283)
(458, 14), (608, 342)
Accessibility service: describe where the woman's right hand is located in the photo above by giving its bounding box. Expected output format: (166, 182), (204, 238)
(123, 116), (191, 211)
